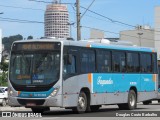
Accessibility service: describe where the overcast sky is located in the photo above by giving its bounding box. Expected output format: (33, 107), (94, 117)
(0, 0), (160, 40)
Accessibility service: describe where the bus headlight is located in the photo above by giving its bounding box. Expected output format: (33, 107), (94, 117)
(8, 88), (13, 96)
(50, 87), (60, 97)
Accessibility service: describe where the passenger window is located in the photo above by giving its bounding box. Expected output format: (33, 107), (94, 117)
(152, 54), (157, 73)
(81, 50), (95, 73)
(127, 53), (140, 73)
(64, 55), (76, 74)
(140, 54), (152, 73)
(97, 50), (111, 72)
(113, 52), (126, 72)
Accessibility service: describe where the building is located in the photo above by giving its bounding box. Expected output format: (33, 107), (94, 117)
(90, 29), (104, 39)
(0, 29), (2, 63)
(120, 25), (154, 47)
(120, 6), (160, 59)
(155, 6), (160, 59)
(44, 2), (69, 38)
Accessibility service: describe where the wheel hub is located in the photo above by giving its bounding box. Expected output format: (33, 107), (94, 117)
(78, 96), (85, 109)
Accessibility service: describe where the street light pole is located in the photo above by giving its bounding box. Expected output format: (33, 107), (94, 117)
(137, 32), (143, 46)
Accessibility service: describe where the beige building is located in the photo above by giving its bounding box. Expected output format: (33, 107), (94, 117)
(0, 29), (2, 62)
(155, 6), (160, 59)
(44, 3), (69, 38)
(120, 26), (154, 48)
(120, 6), (160, 59)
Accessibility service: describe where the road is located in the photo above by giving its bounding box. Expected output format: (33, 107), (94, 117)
(0, 101), (160, 120)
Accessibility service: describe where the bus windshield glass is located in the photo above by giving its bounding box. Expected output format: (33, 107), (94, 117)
(9, 42), (61, 86)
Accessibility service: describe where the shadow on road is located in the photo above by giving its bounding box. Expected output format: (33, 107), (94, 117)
(42, 107), (149, 117)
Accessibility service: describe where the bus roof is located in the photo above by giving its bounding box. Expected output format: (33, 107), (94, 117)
(13, 39), (156, 53)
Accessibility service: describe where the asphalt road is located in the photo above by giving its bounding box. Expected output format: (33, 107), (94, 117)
(0, 101), (160, 120)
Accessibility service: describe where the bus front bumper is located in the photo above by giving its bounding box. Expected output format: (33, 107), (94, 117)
(8, 95), (63, 107)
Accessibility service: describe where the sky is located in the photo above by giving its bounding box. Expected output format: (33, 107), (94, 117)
(0, 0), (160, 40)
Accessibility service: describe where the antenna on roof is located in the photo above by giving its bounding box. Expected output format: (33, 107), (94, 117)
(52, 0), (60, 4)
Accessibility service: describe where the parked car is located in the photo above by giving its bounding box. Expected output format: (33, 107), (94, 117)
(0, 87), (8, 97)
(0, 88), (8, 106)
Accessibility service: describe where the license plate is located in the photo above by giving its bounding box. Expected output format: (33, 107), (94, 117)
(26, 103), (36, 106)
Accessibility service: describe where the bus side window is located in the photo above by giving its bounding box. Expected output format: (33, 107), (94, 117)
(97, 50), (111, 73)
(64, 55), (76, 74)
(140, 53), (152, 73)
(152, 53), (157, 74)
(113, 51), (126, 72)
(127, 52), (140, 73)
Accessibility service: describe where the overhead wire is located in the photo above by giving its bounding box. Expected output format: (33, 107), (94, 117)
(1, 1), (160, 38)
(80, 6), (136, 28)
(80, 0), (96, 19)
(28, 0), (73, 4)
(0, 4), (44, 11)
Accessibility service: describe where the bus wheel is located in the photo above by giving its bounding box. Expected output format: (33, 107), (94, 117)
(2, 99), (7, 106)
(127, 90), (137, 110)
(31, 107), (50, 113)
(118, 90), (137, 110)
(72, 91), (87, 114)
(143, 100), (151, 105)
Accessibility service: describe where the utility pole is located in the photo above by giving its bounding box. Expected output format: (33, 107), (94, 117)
(76, 0), (81, 40)
(137, 32), (143, 46)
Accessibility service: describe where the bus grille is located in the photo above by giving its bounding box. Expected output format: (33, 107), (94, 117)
(17, 99), (45, 106)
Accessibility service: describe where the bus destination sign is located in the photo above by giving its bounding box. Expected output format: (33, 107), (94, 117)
(13, 42), (61, 51)
(22, 43), (54, 50)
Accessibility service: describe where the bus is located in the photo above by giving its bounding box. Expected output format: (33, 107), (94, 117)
(142, 61), (160, 105)
(8, 38), (158, 113)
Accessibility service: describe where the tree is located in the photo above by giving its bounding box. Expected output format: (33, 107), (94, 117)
(2, 34), (23, 51)
(27, 35), (33, 40)
(0, 60), (9, 86)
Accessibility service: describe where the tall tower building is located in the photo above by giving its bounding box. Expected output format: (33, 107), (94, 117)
(44, 1), (69, 38)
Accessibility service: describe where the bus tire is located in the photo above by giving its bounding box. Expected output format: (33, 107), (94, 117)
(127, 90), (137, 110)
(143, 100), (151, 105)
(118, 90), (137, 110)
(31, 107), (50, 113)
(2, 99), (7, 106)
(72, 91), (87, 114)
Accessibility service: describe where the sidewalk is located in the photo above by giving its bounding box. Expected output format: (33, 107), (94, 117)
(0, 106), (30, 111)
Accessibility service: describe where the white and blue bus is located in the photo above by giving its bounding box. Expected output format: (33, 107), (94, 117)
(8, 39), (158, 113)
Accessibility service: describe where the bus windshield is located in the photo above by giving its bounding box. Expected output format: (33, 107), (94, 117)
(9, 52), (60, 86)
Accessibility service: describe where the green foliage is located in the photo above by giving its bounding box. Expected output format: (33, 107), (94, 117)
(0, 60), (9, 86)
(0, 62), (8, 72)
(0, 72), (8, 86)
(27, 35), (33, 40)
(2, 34), (23, 51)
